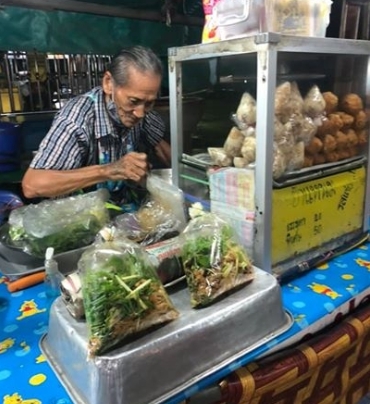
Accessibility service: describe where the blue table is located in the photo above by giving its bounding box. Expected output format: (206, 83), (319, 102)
(1, 240), (370, 404)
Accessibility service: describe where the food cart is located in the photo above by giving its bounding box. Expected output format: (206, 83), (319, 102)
(168, 32), (370, 277)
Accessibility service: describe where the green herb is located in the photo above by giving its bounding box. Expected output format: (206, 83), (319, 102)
(182, 224), (253, 308)
(8, 225), (26, 242)
(81, 253), (178, 356)
(24, 215), (103, 258)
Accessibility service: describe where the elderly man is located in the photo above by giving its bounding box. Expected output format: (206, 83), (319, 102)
(22, 46), (171, 202)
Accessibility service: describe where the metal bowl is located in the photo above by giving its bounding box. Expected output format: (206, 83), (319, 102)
(0, 223), (44, 266)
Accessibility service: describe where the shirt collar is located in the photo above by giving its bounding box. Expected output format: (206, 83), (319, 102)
(92, 86), (120, 139)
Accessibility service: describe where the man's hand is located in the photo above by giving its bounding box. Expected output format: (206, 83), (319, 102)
(107, 152), (149, 182)
(22, 152), (150, 199)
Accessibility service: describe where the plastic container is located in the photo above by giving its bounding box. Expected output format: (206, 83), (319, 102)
(44, 247), (62, 299)
(214, 0), (265, 40)
(201, 0), (332, 43)
(265, 0), (333, 37)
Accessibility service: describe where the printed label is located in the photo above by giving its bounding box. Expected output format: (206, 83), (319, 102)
(271, 167), (365, 265)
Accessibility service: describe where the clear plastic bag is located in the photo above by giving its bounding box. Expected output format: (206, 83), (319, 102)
(114, 199), (182, 246)
(114, 174), (187, 246)
(235, 92), (257, 127)
(8, 205), (30, 243)
(181, 212), (254, 308)
(208, 147), (233, 167)
(78, 235), (179, 357)
(223, 126), (244, 158)
(303, 85), (326, 119)
(21, 189), (110, 257)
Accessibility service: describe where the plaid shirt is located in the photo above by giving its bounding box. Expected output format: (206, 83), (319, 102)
(31, 86), (165, 170)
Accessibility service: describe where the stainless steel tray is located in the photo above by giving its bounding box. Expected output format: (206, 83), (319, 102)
(0, 246), (89, 279)
(40, 266), (293, 404)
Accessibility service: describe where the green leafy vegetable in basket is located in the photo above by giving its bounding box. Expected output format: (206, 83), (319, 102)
(182, 213), (254, 308)
(79, 238), (179, 357)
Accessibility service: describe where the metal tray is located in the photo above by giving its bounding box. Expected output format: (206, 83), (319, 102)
(40, 266), (293, 404)
(0, 246), (89, 279)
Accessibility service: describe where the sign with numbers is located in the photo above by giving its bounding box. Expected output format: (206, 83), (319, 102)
(272, 166), (366, 265)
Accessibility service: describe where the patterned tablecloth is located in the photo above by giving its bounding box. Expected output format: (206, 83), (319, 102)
(214, 301), (370, 404)
(1, 240), (370, 404)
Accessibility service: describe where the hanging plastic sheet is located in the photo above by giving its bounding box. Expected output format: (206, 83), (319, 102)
(0, 7), (202, 55)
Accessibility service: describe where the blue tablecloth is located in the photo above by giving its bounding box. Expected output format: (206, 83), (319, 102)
(1, 240), (370, 404)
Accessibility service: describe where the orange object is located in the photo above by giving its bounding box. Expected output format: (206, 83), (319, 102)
(7, 271), (46, 293)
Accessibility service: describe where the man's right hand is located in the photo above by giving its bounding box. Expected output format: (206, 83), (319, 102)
(107, 152), (149, 183)
(22, 152), (150, 199)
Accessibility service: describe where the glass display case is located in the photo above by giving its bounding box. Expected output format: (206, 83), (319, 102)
(168, 32), (370, 277)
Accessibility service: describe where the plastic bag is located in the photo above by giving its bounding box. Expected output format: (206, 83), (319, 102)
(235, 92), (257, 127)
(8, 205), (29, 243)
(0, 190), (23, 227)
(273, 143), (288, 179)
(303, 85), (326, 119)
(240, 136), (256, 164)
(181, 212), (254, 308)
(114, 174), (187, 246)
(114, 199), (182, 246)
(208, 147), (233, 167)
(21, 189), (110, 257)
(78, 233), (179, 357)
(223, 126), (244, 158)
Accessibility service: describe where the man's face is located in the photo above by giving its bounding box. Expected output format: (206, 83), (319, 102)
(104, 66), (161, 128)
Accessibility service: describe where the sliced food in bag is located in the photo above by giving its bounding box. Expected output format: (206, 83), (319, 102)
(78, 236), (179, 357)
(181, 213), (254, 308)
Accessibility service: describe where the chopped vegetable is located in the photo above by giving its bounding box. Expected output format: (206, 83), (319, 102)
(182, 213), (254, 308)
(25, 214), (103, 257)
(10, 190), (109, 258)
(79, 240), (179, 357)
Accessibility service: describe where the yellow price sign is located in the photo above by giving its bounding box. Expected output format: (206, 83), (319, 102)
(272, 167), (366, 265)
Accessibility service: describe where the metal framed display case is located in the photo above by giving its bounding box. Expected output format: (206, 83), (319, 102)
(168, 32), (370, 276)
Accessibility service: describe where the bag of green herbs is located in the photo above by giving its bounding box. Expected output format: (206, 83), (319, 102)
(21, 189), (109, 258)
(181, 212), (254, 308)
(78, 231), (179, 358)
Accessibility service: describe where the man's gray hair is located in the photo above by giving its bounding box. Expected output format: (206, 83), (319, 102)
(108, 46), (163, 86)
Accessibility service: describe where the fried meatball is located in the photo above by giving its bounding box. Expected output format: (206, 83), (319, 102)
(305, 136), (323, 155)
(353, 110), (368, 130)
(323, 91), (338, 114)
(316, 113), (343, 137)
(335, 111), (354, 128)
(322, 134), (337, 153)
(340, 93), (364, 116)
